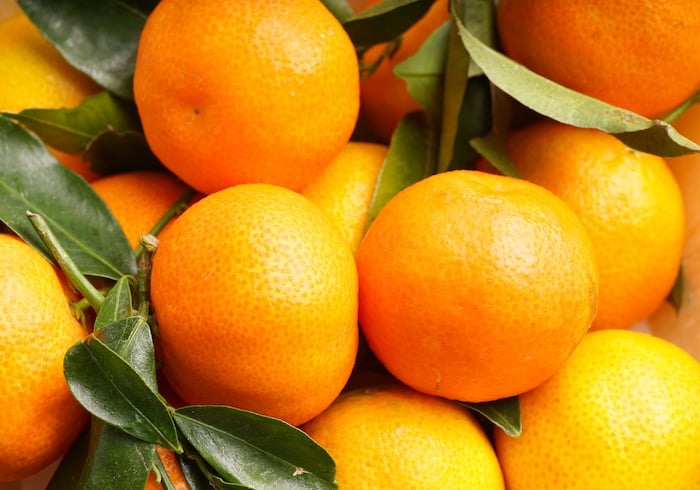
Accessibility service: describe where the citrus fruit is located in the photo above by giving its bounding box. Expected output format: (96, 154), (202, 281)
(358, 0), (449, 142)
(302, 384), (504, 489)
(497, 0), (700, 118)
(150, 184), (359, 426)
(479, 119), (685, 330)
(646, 103), (700, 360)
(133, 0), (360, 195)
(356, 170), (598, 402)
(0, 233), (88, 482)
(0, 13), (101, 181)
(91, 170), (191, 248)
(494, 329), (700, 489)
(145, 446), (189, 490)
(301, 141), (387, 254)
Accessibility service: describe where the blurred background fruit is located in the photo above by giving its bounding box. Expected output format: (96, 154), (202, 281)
(356, 170), (598, 403)
(0, 11), (101, 181)
(497, 0), (700, 118)
(302, 384), (505, 489)
(150, 184), (358, 426)
(133, 0), (360, 194)
(495, 329), (700, 489)
(479, 120), (685, 330)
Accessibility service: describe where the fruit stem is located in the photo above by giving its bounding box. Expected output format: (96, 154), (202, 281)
(136, 234), (159, 315)
(26, 211), (105, 312)
(663, 94), (700, 124)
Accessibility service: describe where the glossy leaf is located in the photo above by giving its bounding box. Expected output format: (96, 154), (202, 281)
(0, 116), (135, 279)
(174, 406), (337, 489)
(344, 0), (436, 49)
(320, 0), (354, 22)
(365, 111), (437, 230)
(17, 0), (154, 99)
(460, 396), (521, 437)
(451, 0), (700, 156)
(64, 335), (179, 450)
(94, 276), (136, 331)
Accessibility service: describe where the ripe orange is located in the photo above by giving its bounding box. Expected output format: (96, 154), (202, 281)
(497, 0), (700, 118)
(91, 170), (191, 248)
(302, 384), (505, 489)
(301, 141), (387, 254)
(358, 0), (449, 142)
(0, 234), (88, 482)
(144, 446), (189, 490)
(0, 13), (101, 181)
(133, 0), (360, 195)
(150, 184), (358, 426)
(495, 329), (700, 489)
(647, 103), (700, 360)
(356, 170), (598, 402)
(479, 120), (685, 330)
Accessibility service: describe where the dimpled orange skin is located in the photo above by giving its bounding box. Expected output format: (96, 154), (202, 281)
(497, 0), (700, 118)
(144, 446), (189, 490)
(495, 330), (700, 489)
(302, 385), (505, 489)
(480, 120), (685, 331)
(0, 234), (88, 482)
(356, 170), (598, 403)
(133, 0), (360, 195)
(150, 184), (359, 427)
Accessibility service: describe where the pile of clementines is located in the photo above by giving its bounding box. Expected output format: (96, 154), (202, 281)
(1, 0), (700, 489)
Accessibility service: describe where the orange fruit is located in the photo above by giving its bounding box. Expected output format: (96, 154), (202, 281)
(133, 0), (360, 195)
(150, 184), (358, 426)
(0, 234), (88, 482)
(356, 170), (598, 402)
(301, 141), (387, 254)
(479, 120), (685, 330)
(646, 103), (700, 360)
(302, 384), (505, 489)
(144, 446), (189, 490)
(497, 0), (700, 118)
(358, 0), (449, 142)
(495, 329), (700, 489)
(91, 170), (191, 248)
(0, 13), (101, 181)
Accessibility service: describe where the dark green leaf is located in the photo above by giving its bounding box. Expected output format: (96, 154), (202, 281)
(174, 406), (337, 490)
(46, 425), (91, 489)
(451, 0), (700, 157)
(64, 335), (179, 450)
(173, 451), (224, 490)
(365, 111), (437, 230)
(93, 316), (157, 389)
(446, 74), (492, 170)
(344, 0), (436, 49)
(320, 0), (354, 22)
(94, 276), (136, 331)
(2, 91), (141, 154)
(83, 128), (164, 175)
(460, 396), (521, 437)
(394, 21), (450, 122)
(668, 265), (684, 311)
(17, 0), (155, 99)
(0, 116), (136, 279)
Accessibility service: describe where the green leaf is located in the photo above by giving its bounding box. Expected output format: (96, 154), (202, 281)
(460, 396), (522, 437)
(668, 265), (684, 311)
(394, 21), (450, 123)
(446, 75), (492, 170)
(365, 111), (437, 230)
(17, 0), (156, 99)
(451, 0), (700, 157)
(0, 116), (136, 279)
(83, 128), (164, 175)
(344, 0), (436, 49)
(64, 335), (179, 450)
(94, 276), (136, 331)
(320, 0), (354, 22)
(174, 406), (337, 489)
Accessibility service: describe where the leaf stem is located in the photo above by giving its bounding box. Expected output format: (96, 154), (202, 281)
(26, 211), (105, 312)
(663, 93), (700, 125)
(134, 187), (195, 261)
(136, 234), (159, 315)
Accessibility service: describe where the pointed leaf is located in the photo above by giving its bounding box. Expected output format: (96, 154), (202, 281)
(394, 21), (450, 122)
(17, 0), (156, 99)
(365, 111), (437, 230)
(94, 276), (136, 331)
(174, 406), (337, 490)
(447, 74), (492, 170)
(344, 0), (436, 49)
(460, 396), (521, 437)
(0, 116), (136, 278)
(64, 335), (179, 450)
(451, 0), (700, 156)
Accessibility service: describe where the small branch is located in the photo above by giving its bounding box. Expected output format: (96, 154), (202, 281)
(134, 187), (195, 261)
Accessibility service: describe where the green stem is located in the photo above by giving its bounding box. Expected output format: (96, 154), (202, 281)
(134, 187), (196, 261)
(663, 93), (700, 124)
(135, 234), (159, 314)
(27, 211), (105, 311)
